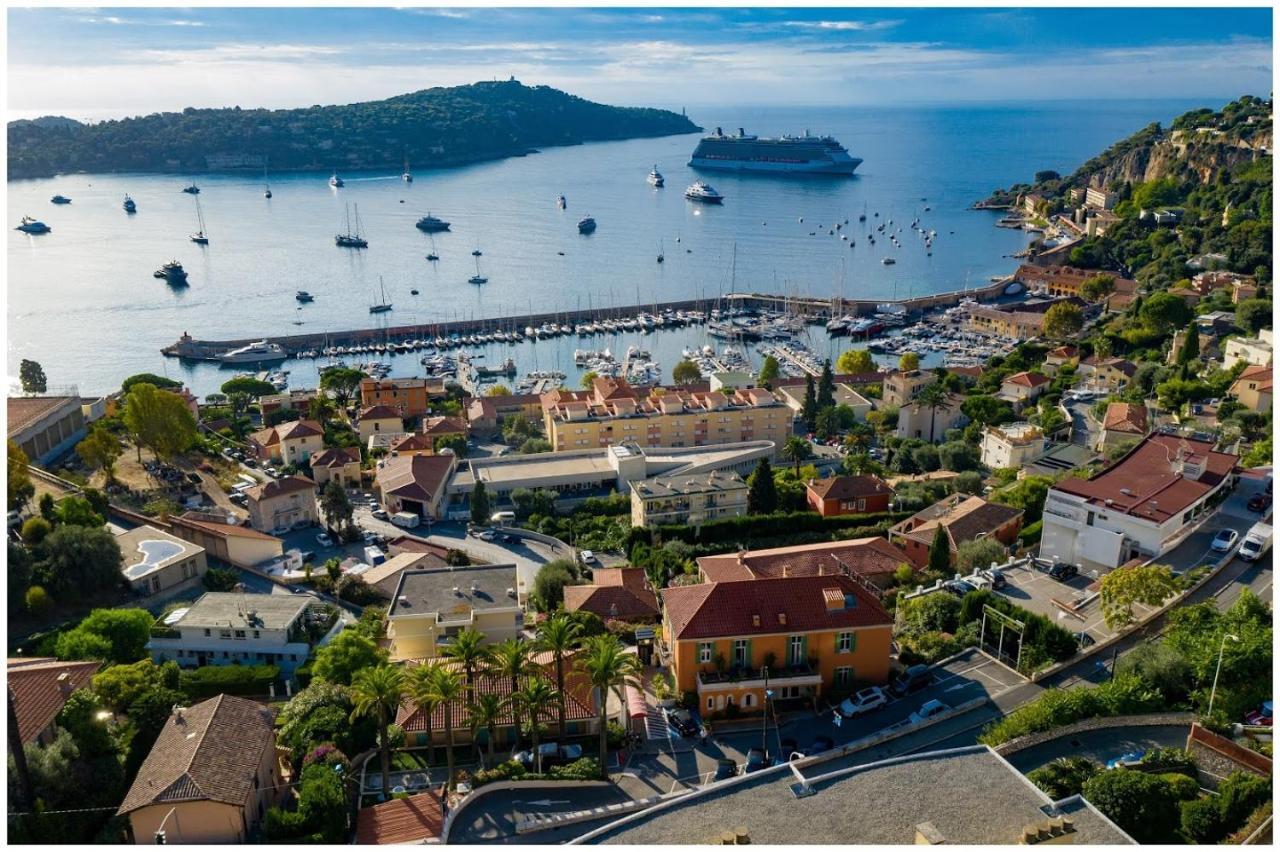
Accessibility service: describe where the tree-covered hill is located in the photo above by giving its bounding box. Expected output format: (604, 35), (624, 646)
(7, 80), (700, 179)
(981, 96), (1272, 287)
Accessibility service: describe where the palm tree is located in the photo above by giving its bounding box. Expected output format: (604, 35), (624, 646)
(468, 692), (507, 768)
(487, 638), (536, 749)
(915, 381), (950, 443)
(350, 664), (407, 801)
(575, 634), (642, 773)
(406, 662), (443, 766)
(536, 614), (582, 740)
(441, 627), (490, 691)
(421, 667), (465, 792)
(514, 676), (561, 773)
(782, 435), (811, 478)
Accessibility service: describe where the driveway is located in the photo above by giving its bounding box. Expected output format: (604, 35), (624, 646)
(1062, 398), (1100, 449)
(1004, 723), (1192, 774)
(447, 785), (634, 845)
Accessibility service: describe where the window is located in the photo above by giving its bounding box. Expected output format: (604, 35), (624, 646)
(219, 629), (232, 639)
(698, 643), (713, 664)
(234, 630), (247, 639)
(253, 630), (261, 639)
(732, 639), (748, 667)
(835, 667), (853, 687)
(707, 697), (715, 711)
(788, 635), (804, 665)
(837, 632), (853, 653)
(204, 628), (212, 637)
(743, 692), (756, 708)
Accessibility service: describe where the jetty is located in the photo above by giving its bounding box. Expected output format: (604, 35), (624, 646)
(162, 279), (1013, 364)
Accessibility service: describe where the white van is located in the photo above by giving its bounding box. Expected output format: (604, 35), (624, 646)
(490, 510), (516, 526)
(391, 511), (420, 529)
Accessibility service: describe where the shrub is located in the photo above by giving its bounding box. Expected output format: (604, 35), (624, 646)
(202, 566), (239, 592)
(1026, 756), (1102, 799)
(1017, 520), (1043, 546)
(21, 516), (52, 545)
(978, 674), (1162, 745)
(1182, 771), (1274, 843)
(24, 584), (53, 615)
(1082, 768), (1182, 844)
(55, 608), (154, 664)
(179, 663), (279, 699)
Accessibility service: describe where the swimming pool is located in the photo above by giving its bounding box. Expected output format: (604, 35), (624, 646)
(123, 539), (186, 580)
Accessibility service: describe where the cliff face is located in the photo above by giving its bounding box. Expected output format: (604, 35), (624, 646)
(1081, 129), (1272, 188)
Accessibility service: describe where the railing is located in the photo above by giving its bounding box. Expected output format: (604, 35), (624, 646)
(697, 661), (817, 686)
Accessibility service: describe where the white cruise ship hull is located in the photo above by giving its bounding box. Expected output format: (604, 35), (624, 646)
(689, 154), (862, 175)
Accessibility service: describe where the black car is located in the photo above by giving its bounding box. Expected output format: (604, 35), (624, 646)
(1048, 562), (1079, 581)
(944, 579), (977, 597)
(664, 707), (699, 738)
(1248, 493), (1272, 512)
(1075, 631), (1096, 649)
(744, 747), (769, 773)
(890, 664), (932, 697)
(981, 568), (1008, 590)
(713, 758), (738, 781)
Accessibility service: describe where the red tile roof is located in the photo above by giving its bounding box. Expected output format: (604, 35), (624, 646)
(698, 537), (910, 583)
(245, 474), (317, 501)
(805, 474), (893, 503)
(1101, 402), (1149, 435)
(1003, 371), (1050, 389)
(308, 446), (360, 468)
(421, 416), (467, 436)
(360, 404), (404, 421)
(275, 419), (323, 440)
(1233, 365), (1274, 394)
(390, 433), (435, 453)
(890, 495), (1023, 550)
(7, 659), (101, 743)
(1046, 345), (1079, 360)
(661, 574), (891, 641)
(171, 514), (283, 542)
(564, 568), (660, 621)
(1052, 434), (1237, 523)
(356, 790), (444, 845)
(376, 455), (454, 503)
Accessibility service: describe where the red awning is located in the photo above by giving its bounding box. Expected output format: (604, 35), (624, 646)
(626, 684), (647, 719)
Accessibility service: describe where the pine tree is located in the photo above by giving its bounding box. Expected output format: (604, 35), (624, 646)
(817, 360), (835, 410)
(470, 480), (491, 527)
(746, 458), (778, 515)
(928, 525), (952, 576)
(801, 374), (818, 431)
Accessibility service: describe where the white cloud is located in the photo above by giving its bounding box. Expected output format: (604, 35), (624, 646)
(783, 20), (903, 32)
(74, 14), (206, 27)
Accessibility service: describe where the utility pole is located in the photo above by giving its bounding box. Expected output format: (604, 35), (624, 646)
(760, 667), (770, 757)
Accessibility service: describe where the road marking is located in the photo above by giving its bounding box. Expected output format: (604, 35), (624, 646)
(945, 682), (980, 693)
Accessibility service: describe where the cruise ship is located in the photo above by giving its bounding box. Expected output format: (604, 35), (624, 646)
(689, 127), (862, 175)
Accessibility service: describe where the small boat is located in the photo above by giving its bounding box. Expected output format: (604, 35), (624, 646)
(329, 173), (344, 188)
(578, 216), (597, 234)
(410, 288), (420, 295)
(415, 214), (451, 232)
(557, 194), (567, 210)
(190, 196), (210, 244)
(154, 260), (188, 286)
(402, 157), (413, 183)
(369, 276), (392, 313)
(882, 257), (896, 265)
(425, 252), (439, 262)
(123, 195), (137, 213)
(471, 247), (483, 257)
(15, 216), (51, 234)
(469, 255), (487, 285)
(684, 181), (724, 204)
(336, 204), (368, 248)
(181, 183), (200, 194)
(263, 164), (272, 198)
(295, 291), (315, 303)
(50, 195), (71, 205)
(657, 239), (665, 263)
(647, 165), (665, 187)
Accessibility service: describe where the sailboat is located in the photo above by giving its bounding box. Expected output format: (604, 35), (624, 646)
(369, 276), (392, 313)
(263, 165), (272, 199)
(425, 234), (439, 262)
(402, 157), (413, 183)
(656, 239), (664, 263)
(468, 255), (488, 285)
(190, 196), (209, 244)
(335, 204), (368, 248)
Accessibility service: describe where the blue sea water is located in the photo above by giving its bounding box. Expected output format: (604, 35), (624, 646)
(7, 99), (1210, 398)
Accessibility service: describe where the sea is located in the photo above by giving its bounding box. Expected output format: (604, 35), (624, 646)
(7, 99), (1211, 399)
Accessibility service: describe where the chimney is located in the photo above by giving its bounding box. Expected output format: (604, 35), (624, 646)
(734, 827), (750, 844)
(1020, 817), (1075, 845)
(778, 613), (787, 626)
(752, 614), (760, 627)
(915, 822), (945, 845)
(56, 671), (73, 696)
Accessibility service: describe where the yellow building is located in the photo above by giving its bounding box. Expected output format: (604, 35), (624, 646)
(359, 376), (447, 419)
(385, 565), (523, 661)
(661, 573), (893, 717)
(115, 525), (207, 598)
(247, 419), (324, 465)
(358, 404), (406, 442)
(1076, 356), (1137, 392)
(881, 369), (933, 407)
(118, 695), (286, 844)
(541, 377), (790, 453)
(631, 470), (749, 527)
(966, 306), (1046, 340)
(1230, 365), (1273, 413)
(167, 514), (284, 569)
(244, 475), (318, 533)
(307, 446), (362, 488)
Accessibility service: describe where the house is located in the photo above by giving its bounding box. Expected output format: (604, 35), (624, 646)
(881, 370), (933, 407)
(564, 567), (661, 623)
(148, 591), (320, 673)
(1166, 286), (1202, 307)
(1021, 192), (1046, 215)
(1097, 403), (1149, 453)
(359, 376), (446, 420)
(1223, 329), (1274, 370)
(7, 658), (102, 745)
(1233, 280), (1260, 304)
(385, 565), (523, 661)
(1167, 329), (1217, 365)
(895, 393), (965, 441)
(247, 419), (324, 465)
(244, 474), (318, 533)
(630, 470), (749, 527)
(375, 453), (457, 519)
(117, 695), (285, 845)
(306, 446), (362, 488)
(696, 537), (913, 590)
(1040, 434), (1237, 572)
(387, 433), (437, 457)
(1022, 443), (1101, 480)
(167, 513), (284, 569)
(1190, 270), (1253, 297)
(257, 389), (317, 420)
(1230, 365), (1273, 413)
(777, 383), (875, 420)
(1014, 265), (1137, 300)
(360, 552), (447, 600)
(997, 372), (1051, 408)
(1085, 209), (1121, 237)
(115, 525), (207, 598)
(1076, 356), (1137, 393)
(805, 474), (894, 517)
(7, 395), (86, 466)
(464, 392), (544, 438)
(980, 423), (1046, 470)
(1085, 186), (1119, 210)
(1042, 345), (1079, 374)
(662, 573), (894, 714)
(420, 415), (468, 452)
(367, 431), (412, 454)
(358, 404), (406, 442)
(888, 495), (1023, 569)
(540, 377), (791, 452)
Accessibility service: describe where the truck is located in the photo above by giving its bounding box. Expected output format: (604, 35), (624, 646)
(391, 511), (420, 529)
(363, 545), (386, 566)
(1237, 523), (1273, 562)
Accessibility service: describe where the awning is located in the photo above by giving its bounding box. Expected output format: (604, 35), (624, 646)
(626, 684), (647, 720)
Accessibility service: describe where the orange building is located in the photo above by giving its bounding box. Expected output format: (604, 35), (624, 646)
(805, 474), (894, 517)
(661, 573), (893, 717)
(359, 377), (447, 420)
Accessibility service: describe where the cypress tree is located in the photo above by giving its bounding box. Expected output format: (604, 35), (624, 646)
(817, 360), (835, 410)
(470, 480), (491, 527)
(1176, 320), (1200, 367)
(746, 458), (778, 515)
(802, 374), (818, 431)
(928, 524), (952, 576)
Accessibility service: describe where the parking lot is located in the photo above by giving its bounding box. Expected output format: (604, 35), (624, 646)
(989, 561), (1145, 646)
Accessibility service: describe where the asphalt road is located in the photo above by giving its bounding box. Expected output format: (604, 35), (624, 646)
(1004, 724), (1192, 774)
(448, 785), (633, 845)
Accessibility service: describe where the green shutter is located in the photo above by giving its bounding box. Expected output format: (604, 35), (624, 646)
(800, 634), (809, 664)
(850, 631), (857, 653)
(744, 639), (753, 669)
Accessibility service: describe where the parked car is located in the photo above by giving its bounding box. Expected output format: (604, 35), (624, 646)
(1047, 562), (1079, 581)
(579, 549), (596, 564)
(966, 575), (992, 591)
(558, 743), (584, 763)
(315, 531), (334, 547)
(838, 686), (888, 717)
(744, 748), (769, 773)
(713, 758), (738, 781)
(372, 508), (389, 520)
(981, 568), (1008, 590)
(944, 579), (977, 597)
(908, 699), (951, 725)
(664, 707), (699, 738)
(1247, 493), (1272, 512)
(890, 665), (933, 697)
(511, 749), (534, 769)
(501, 534), (516, 544)
(1211, 528), (1240, 553)
(1105, 749), (1145, 769)
(478, 529), (496, 542)
(1075, 631), (1096, 649)
(242, 458), (258, 468)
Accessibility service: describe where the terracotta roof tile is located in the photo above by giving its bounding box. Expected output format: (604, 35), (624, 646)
(6, 659), (101, 743)
(421, 416), (467, 436)
(698, 537), (910, 583)
(806, 474), (893, 503)
(1003, 371), (1050, 389)
(245, 474), (317, 501)
(360, 404), (404, 421)
(7, 396), (78, 437)
(376, 455), (454, 503)
(564, 583), (660, 621)
(890, 495), (1023, 550)
(356, 790), (444, 845)
(308, 446), (361, 468)
(1101, 402), (1149, 434)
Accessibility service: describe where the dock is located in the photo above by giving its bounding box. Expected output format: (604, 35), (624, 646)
(162, 279), (1013, 363)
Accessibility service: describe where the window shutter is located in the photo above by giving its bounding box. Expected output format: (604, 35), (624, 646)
(800, 634), (809, 662)
(745, 639), (753, 668)
(850, 631), (857, 653)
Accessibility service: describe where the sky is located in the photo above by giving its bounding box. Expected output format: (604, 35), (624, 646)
(5, 6), (1274, 120)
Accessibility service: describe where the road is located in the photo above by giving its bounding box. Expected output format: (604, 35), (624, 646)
(1063, 397), (1100, 448)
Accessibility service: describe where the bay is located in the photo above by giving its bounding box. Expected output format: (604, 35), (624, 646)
(7, 98), (1208, 398)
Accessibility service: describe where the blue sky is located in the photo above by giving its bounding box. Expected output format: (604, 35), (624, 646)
(6, 7), (1273, 119)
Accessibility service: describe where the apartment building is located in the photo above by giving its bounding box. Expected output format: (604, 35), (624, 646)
(359, 376), (447, 420)
(244, 475), (318, 533)
(1223, 329), (1274, 370)
(385, 565), (523, 661)
(358, 404), (406, 442)
(147, 592), (319, 673)
(630, 470), (749, 527)
(980, 423), (1046, 470)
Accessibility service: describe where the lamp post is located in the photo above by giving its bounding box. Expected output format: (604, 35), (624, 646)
(1207, 632), (1241, 717)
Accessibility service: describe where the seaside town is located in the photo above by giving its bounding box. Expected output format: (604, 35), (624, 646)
(5, 7), (1275, 849)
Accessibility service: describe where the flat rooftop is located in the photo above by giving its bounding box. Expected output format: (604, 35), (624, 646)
(115, 525), (203, 581)
(389, 565), (520, 617)
(577, 746), (1132, 846)
(632, 470), (745, 499)
(174, 592), (310, 631)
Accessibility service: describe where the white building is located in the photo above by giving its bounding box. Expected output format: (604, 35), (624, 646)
(980, 423), (1046, 470)
(115, 525), (207, 598)
(148, 592), (321, 673)
(1223, 329), (1274, 370)
(1039, 434), (1237, 573)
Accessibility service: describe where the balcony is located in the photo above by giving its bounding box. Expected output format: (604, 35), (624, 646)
(696, 661), (822, 692)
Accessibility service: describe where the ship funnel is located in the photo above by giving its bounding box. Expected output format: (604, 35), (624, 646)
(714, 126), (723, 136)
(738, 127), (745, 137)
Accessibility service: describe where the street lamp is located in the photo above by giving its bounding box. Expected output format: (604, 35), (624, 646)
(1207, 632), (1241, 717)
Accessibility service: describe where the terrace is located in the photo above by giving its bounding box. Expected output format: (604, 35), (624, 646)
(697, 660), (821, 691)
